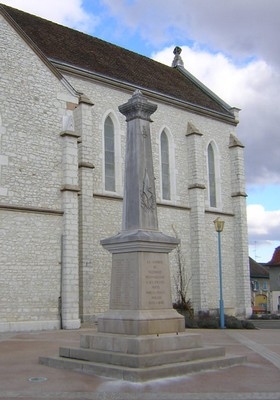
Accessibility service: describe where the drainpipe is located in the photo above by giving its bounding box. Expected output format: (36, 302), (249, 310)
(59, 235), (63, 329)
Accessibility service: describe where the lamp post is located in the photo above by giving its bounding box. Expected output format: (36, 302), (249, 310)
(214, 217), (225, 329)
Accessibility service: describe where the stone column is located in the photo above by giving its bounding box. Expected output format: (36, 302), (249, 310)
(120, 90), (158, 232)
(229, 134), (252, 317)
(74, 97), (95, 323)
(99, 90), (183, 335)
(60, 128), (81, 329)
(186, 122), (207, 313)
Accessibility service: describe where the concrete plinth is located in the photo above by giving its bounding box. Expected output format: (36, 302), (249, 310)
(97, 309), (184, 335)
(97, 248), (184, 335)
(39, 330), (246, 382)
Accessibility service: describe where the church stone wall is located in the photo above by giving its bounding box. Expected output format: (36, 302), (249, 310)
(0, 16), (79, 331)
(0, 211), (62, 331)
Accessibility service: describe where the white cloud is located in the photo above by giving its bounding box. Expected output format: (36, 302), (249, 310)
(1, 0), (99, 32)
(247, 204), (280, 239)
(103, 0), (280, 64)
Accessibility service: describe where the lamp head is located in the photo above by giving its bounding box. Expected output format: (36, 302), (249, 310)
(214, 217), (225, 232)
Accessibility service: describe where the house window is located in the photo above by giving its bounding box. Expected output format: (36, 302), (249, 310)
(262, 281), (268, 291)
(251, 280), (260, 291)
(104, 116), (115, 192)
(160, 130), (171, 200)
(207, 143), (217, 207)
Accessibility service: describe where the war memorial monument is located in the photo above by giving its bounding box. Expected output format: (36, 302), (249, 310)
(40, 91), (245, 381)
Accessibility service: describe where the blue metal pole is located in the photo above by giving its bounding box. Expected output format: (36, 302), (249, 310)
(217, 231), (225, 329)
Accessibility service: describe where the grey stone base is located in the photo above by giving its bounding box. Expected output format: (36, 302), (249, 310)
(39, 331), (246, 382)
(97, 309), (185, 335)
(39, 353), (245, 382)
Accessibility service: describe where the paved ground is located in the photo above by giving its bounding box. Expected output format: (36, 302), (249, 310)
(0, 327), (280, 400)
(250, 320), (280, 329)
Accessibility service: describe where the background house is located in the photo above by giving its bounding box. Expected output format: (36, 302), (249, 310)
(250, 247), (280, 315)
(0, 4), (251, 332)
(265, 246), (280, 314)
(249, 257), (269, 313)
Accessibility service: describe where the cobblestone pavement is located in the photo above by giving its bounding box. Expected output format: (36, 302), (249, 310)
(0, 328), (280, 400)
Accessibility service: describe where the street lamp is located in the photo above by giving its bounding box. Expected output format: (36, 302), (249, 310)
(214, 217), (225, 329)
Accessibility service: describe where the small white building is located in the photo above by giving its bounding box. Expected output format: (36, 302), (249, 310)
(0, 4), (252, 332)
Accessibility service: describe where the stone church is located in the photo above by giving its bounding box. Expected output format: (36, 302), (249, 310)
(0, 4), (251, 332)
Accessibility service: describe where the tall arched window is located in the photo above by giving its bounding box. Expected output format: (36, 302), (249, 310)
(160, 130), (171, 200)
(208, 142), (216, 207)
(104, 116), (115, 192)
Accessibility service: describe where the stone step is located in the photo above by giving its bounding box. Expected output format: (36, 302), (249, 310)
(39, 353), (246, 382)
(59, 344), (225, 368)
(80, 332), (203, 353)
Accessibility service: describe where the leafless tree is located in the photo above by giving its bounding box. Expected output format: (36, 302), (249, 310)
(172, 225), (192, 313)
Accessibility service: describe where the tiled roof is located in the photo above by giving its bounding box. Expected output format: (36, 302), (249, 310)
(267, 246), (280, 266)
(1, 4), (234, 119)
(249, 257), (269, 278)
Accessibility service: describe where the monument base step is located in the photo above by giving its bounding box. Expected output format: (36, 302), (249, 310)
(39, 331), (246, 382)
(58, 344), (225, 368)
(39, 353), (246, 382)
(80, 331), (204, 353)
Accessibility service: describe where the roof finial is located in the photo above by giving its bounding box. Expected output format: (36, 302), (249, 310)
(172, 46), (184, 68)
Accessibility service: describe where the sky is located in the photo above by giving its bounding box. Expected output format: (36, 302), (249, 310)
(2, 0), (280, 263)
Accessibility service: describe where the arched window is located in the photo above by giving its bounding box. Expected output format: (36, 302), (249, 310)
(208, 142), (216, 207)
(160, 130), (171, 200)
(104, 116), (115, 192)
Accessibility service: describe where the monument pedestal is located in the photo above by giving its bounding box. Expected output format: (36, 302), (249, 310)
(98, 309), (184, 335)
(39, 232), (245, 381)
(98, 232), (184, 335)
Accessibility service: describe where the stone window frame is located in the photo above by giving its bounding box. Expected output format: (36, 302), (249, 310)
(206, 140), (221, 209)
(158, 127), (176, 203)
(102, 111), (122, 195)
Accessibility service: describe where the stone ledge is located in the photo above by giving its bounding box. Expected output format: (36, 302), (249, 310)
(80, 331), (202, 353)
(60, 184), (80, 192)
(101, 229), (179, 254)
(59, 345), (224, 368)
(0, 204), (63, 215)
(188, 183), (206, 190)
(39, 353), (246, 382)
(60, 130), (80, 138)
(78, 161), (95, 169)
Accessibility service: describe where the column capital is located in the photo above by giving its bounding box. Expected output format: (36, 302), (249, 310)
(119, 90), (157, 122)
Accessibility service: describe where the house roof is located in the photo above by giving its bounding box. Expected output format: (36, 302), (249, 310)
(266, 246), (280, 266)
(1, 4), (235, 120)
(249, 257), (269, 278)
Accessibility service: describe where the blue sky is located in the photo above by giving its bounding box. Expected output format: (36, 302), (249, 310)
(2, 0), (280, 263)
